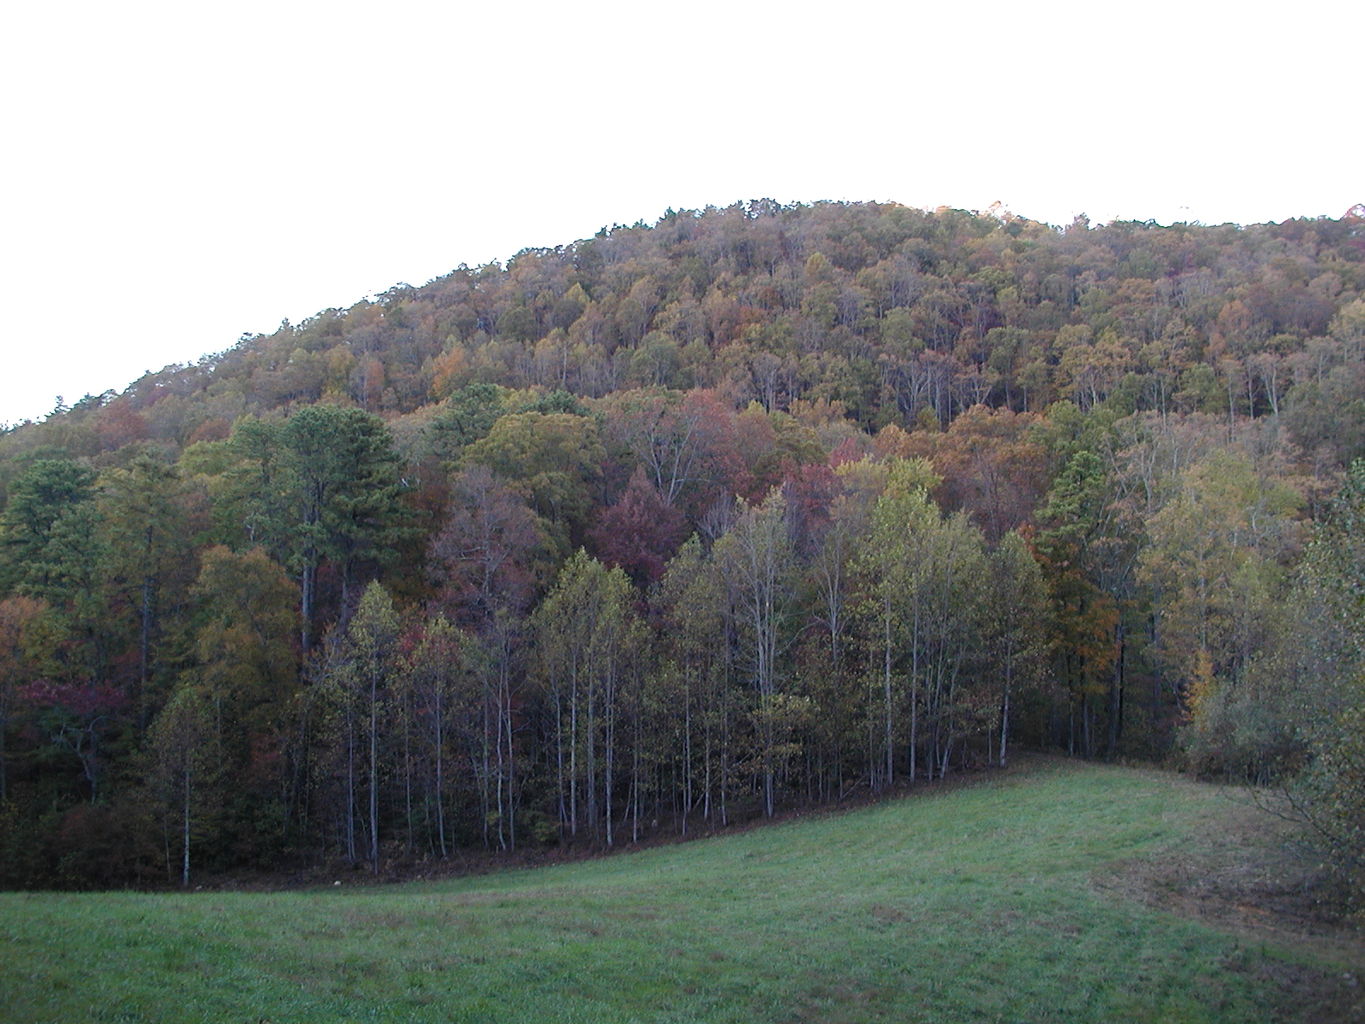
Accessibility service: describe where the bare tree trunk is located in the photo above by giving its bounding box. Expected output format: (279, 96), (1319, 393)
(300, 559), (316, 655)
(554, 690), (566, 839)
(403, 696), (413, 856)
(570, 671), (579, 837)
(1082, 694), (1093, 759)
(631, 728), (641, 844)
(909, 607), (920, 785)
(682, 685), (692, 837)
(181, 768), (191, 887)
(369, 671), (379, 873)
(702, 698), (713, 824)
(883, 598), (894, 790)
(720, 695), (730, 828)
(502, 657), (515, 851)
(435, 690), (447, 858)
(140, 573), (153, 700)
(1106, 623), (1125, 759)
(479, 675), (491, 848)
(346, 713), (357, 863)
(604, 662), (615, 848)
(999, 658), (1012, 769)
(494, 669), (506, 852)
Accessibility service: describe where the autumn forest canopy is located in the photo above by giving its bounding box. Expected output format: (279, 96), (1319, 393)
(1, 200), (1362, 897)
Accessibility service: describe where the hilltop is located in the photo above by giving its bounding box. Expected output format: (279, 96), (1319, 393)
(4, 202), (1362, 463)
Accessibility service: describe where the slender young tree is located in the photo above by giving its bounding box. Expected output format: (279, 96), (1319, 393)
(716, 489), (795, 818)
(850, 458), (939, 789)
(147, 685), (216, 886)
(534, 550), (640, 844)
(400, 614), (464, 858)
(655, 536), (730, 830)
(984, 532), (1052, 767)
(345, 582), (400, 872)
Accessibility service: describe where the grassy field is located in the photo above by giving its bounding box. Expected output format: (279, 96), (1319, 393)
(1, 757), (1359, 1023)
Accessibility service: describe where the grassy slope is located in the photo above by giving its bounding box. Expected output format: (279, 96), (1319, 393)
(1, 758), (1357, 1024)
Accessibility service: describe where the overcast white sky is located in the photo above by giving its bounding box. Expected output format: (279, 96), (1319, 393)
(1, 0), (1359, 426)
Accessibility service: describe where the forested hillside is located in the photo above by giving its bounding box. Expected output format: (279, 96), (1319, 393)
(1, 200), (1362, 893)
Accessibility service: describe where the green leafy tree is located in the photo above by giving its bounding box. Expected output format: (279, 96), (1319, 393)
(856, 460), (939, 790)
(852, 457), (990, 784)
(534, 550), (642, 844)
(188, 545), (300, 852)
(1138, 449), (1301, 767)
(398, 614), (466, 857)
(1035, 448), (1126, 757)
(1277, 461), (1365, 905)
(0, 595), (49, 801)
(146, 684), (218, 886)
(97, 453), (193, 715)
(462, 411), (604, 560)
(716, 489), (796, 817)
(231, 405), (407, 652)
(0, 461), (108, 681)
(798, 465), (882, 801)
(0, 458), (98, 599)
(430, 382), (509, 463)
(654, 536), (734, 829)
(984, 532), (1053, 767)
(345, 582), (401, 871)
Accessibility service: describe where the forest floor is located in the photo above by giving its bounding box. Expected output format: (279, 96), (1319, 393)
(2, 755), (1360, 1023)
(205, 754), (1052, 892)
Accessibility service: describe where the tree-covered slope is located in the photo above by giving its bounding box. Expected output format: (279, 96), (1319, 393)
(0, 201), (1362, 893)
(5, 201), (1362, 463)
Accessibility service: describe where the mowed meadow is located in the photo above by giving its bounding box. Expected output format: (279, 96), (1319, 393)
(2, 757), (1359, 1024)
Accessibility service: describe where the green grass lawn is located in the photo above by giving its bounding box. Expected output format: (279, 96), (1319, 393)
(2, 757), (1358, 1023)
